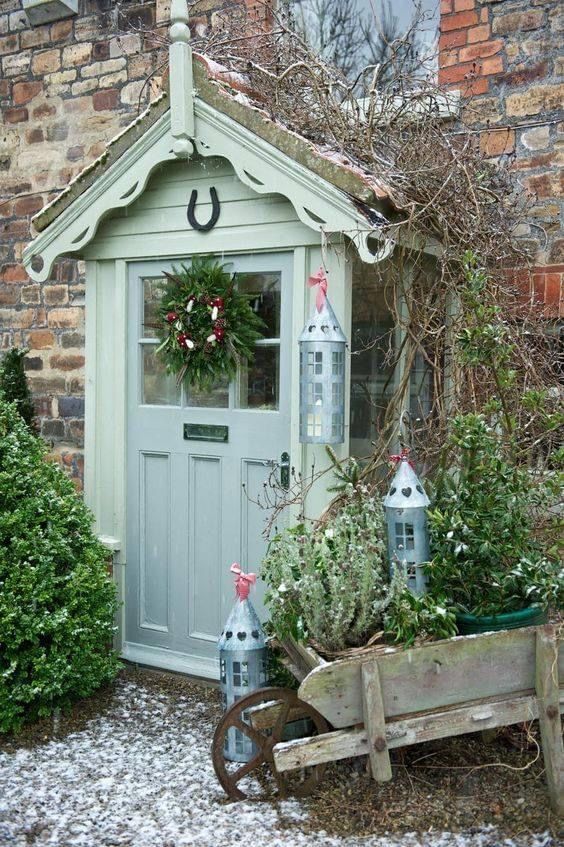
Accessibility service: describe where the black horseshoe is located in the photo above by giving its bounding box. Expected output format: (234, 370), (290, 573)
(187, 186), (220, 232)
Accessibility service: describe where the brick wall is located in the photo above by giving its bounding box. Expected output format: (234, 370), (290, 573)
(0, 0), (257, 487)
(439, 0), (564, 318)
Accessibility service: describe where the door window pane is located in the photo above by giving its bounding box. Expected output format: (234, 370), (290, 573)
(142, 277), (168, 339)
(142, 345), (180, 406)
(234, 272), (281, 339)
(238, 346), (279, 410)
(185, 378), (229, 409)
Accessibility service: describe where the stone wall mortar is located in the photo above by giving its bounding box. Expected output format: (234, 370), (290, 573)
(439, 0), (563, 318)
(0, 0), (255, 487)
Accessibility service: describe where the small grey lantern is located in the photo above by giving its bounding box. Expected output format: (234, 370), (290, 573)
(299, 278), (346, 444)
(218, 564), (268, 763)
(383, 454), (430, 595)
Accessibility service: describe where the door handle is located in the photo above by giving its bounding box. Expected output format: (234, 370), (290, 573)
(280, 452), (290, 490)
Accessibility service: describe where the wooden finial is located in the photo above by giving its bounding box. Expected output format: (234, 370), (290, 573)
(170, 0), (194, 157)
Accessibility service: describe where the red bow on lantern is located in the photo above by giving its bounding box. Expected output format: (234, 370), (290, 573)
(307, 266), (328, 313)
(389, 448), (415, 469)
(230, 563), (257, 601)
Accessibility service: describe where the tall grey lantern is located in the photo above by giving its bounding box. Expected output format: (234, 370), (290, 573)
(218, 564), (268, 763)
(383, 454), (430, 595)
(299, 295), (346, 444)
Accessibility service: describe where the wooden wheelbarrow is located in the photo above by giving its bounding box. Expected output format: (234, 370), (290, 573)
(212, 623), (564, 814)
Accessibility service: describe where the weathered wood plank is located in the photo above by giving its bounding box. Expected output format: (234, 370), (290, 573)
(361, 662), (392, 781)
(248, 700), (311, 731)
(536, 626), (564, 816)
(299, 626), (562, 728)
(279, 636), (325, 682)
(274, 692), (558, 772)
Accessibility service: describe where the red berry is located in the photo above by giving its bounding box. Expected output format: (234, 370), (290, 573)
(177, 332), (188, 348)
(166, 312), (178, 323)
(211, 296), (224, 310)
(214, 326), (225, 342)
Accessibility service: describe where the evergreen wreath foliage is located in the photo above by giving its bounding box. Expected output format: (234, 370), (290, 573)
(156, 256), (265, 391)
(0, 402), (119, 733)
(0, 348), (35, 429)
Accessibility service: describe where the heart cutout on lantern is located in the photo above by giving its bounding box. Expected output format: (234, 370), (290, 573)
(237, 632), (247, 641)
(402, 487), (412, 497)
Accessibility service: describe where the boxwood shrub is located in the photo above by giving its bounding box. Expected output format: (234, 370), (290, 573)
(0, 402), (119, 733)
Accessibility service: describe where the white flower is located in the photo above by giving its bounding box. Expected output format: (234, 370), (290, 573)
(435, 606), (447, 616)
(278, 583), (287, 593)
(324, 528), (334, 539)
(446, 530), (454, 539)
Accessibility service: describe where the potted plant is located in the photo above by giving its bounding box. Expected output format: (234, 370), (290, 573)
(426, 413), (562, 634)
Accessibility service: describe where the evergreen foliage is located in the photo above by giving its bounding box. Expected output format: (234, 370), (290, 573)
(156, 256), (265, 391)
(0, 348), (35, 429)
(0, 402), (119, 733)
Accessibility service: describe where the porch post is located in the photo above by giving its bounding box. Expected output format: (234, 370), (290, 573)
(170, 0), (195, 158)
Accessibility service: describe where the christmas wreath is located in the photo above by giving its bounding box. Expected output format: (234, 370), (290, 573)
(155, 256), (265, 390)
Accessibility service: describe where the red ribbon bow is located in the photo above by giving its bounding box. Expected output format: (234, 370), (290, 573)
(389, 448), (415, 469)
(307, 266), (328, 313)
(230, 563), (257, 601)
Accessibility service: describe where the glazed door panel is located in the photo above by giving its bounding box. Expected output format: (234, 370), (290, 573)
(125, 253), (292, 676)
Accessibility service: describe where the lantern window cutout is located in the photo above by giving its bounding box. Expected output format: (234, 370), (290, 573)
(383, 456), (430, 595)
(299, 298), (346, 444)
(218, 565), (267, 763)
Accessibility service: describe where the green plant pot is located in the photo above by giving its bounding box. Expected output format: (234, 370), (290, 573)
(455, 606), (548, 635)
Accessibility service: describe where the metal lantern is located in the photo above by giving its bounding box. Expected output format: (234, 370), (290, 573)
(383, 454), (430, 596)
(299, 278), (346, 444)
(218, 563), (268, 762)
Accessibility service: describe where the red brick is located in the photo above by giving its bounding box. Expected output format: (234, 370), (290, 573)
(12, 81), (41, 106)
(441, 10), (478, 32)
(4, 107), (28, 124)
(467, 24), (491, 43)
(439, 30), (468, 52)
(14, 195), (44, 215)
(29, 330), (55, 349)
(480, 7), (488, 23)
(460, 76), (490, 95)
(0, 79), (10, 98)
(454, 0), (474, 10)
(0, 287), (19, 306)
(459, 39), (503, 63)
(1, 264), (28, 283)
(93, 88), (119, 111)
(92, 41), (110, 60)
(481, 56), (504, 76)
(438, 61), (478, 85)
(480, 128), (515, 157)
(20, 26), (50, 50)
(32, 102), (57, 119)
(440, 49), (460, 68)
(25, 128), (44, 143)
(50, 354), (85, 371)
(543, 274), (562, 305)
(0, 35), (18, 55)
(441, 0), (453, 12)
(500, 62), (548, 87)
(527, 174), (552, 198)
(51, 19), (74, 41)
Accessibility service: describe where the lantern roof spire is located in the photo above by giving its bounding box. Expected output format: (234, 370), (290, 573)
(298, 296), (346, 344)
(383, 456), (430, 508)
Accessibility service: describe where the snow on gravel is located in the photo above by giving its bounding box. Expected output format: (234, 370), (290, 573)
(0, 678), (554, 847)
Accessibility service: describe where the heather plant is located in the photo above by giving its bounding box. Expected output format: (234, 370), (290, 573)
(262, 483), (403, 651)
(0, 402), (119, 733)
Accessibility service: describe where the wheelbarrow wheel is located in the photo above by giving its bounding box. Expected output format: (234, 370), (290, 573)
(212, 686), (329, 801)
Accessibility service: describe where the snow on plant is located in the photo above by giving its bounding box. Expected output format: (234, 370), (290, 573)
(262, 483), (403, 651)
(0, 402), (119, 733)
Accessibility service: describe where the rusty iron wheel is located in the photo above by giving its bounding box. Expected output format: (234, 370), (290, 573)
(212, 686), (329, 801)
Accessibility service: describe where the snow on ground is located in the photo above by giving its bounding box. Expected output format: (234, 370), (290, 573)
(0, 677), (555, 847)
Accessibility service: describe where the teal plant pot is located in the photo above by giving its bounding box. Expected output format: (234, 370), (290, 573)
(456, 606), (548, 635)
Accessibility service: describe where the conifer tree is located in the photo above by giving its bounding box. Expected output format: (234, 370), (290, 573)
(0, 348), (36, 429)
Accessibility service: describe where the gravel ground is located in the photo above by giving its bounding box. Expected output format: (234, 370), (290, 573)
(0, 668), (561, 847)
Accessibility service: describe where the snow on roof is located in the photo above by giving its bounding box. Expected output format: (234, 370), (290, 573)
(32, 54), (395, 234)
